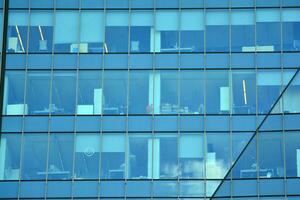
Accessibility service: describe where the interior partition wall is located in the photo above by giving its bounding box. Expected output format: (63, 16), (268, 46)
(0, 0), (300, 199)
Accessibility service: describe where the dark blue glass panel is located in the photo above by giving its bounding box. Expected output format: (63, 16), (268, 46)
(231, 0), (254, 7)
(231, 25), (255, 52)
(154, 116), (178, 132)
(47, 181), (72, 197)
(131, 0), (154, 8)
(9, 0), (29, 8)
(24, 116), (49, 132)
(107, 0), (129, 8)
(81, 0), (104, 8)
(232, 179), (257, 196)
(231, 115), (256, 131)
(30, 0), (54, 8)
(130, 26), (151, 53)
(283, 0), (300, 6)
(76, 116), (101, 132)
(54, 54), (77, 69)
(181, 0), (204, 8)
(20, 181), (45, 198)
(180, 31), (204, 52)
(256, 53), (281, 68)
(285, 131), (300, 177)
(259, 179), (284, 195)
(27, 54), (52, 69)
(231, 53), (254, 68)
(128, 116), (152, 132)
(160, 31), (179, 52)
(102, 116), (126, 132)
(286, 179), (300, 195)
(206, 116), (230, 131)
(257, 0), (280, 7)
(73, 181), (98, 197)
(1, 116), (23, 132)
(155, 54), (179, 69)
(206, 54), (229, 68)
(129, 54), (153, 69)
(180, 181), (204, 197)
(50, 116), (75, 132)
(180, 54), (204, 69)
(205, 0), (229, 8)
(180, 116), (204, 132)
(99, 181), (125, 197)
(127, 181), (151, 197)
(104, 54), (128, 69)
(0, 182), (19, 198)
(6, 54), (26, 69)
(79, 54), (103, 69)
(283, 53), (300, 68)
(55, 0), (79, 8)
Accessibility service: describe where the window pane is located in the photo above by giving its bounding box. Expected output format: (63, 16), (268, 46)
(159, 71), (178, 114)
(282, 9), (300, 51)
(129, 71), (150, 114)
(206, 10), (229, 52)
(26, 71), (51, 115)
(206, 70), (229, 114)
(29, 11), (53, 53)
(3, 71), (26, 115)
(80, 11), (104, 53)
(105, 11), (129, 53)
(180, 71), (204, 114)
(232, 71), (256, 114)
(179, 135), (204, 178)
(259, 132), (284, 178)
(156, 11), (179, 53)
(180, 10), (204, 52)
(52, 71), (77, 115)
(128, 134), (152, 179)
(21, 134), (48, 180)
(48, 133), (74, 180)
(75, 134), (100, 179)
(206, 132), (230, 179)
(0, 134), (21, 180)
(103, 71), (128, 115)
(54, 11), (79, 53)
(286, 131), (300, 177)
(155, 134), (178, 179)
(101, 134), (125, 179)
(7, 11), (28, 53)
(256, 9), (281, 51)
(231, 10), (255, 52)
(130, 11), (153, 53)
(77, 71), (102, 115)
(257, 70), (282, 114)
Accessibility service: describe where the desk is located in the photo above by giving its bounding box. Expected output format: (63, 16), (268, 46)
(240, 168), (274, 178)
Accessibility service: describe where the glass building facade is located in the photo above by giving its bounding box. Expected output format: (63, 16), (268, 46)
(0, 0), (300, 199)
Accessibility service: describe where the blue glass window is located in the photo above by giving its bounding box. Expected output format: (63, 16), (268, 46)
(21, 134), (48, 180)
(54, 11), (79, 53)
(75, 134), (100, 179)
(285, 131), (300, 177)
(231, 10), (255, 52)
(7, 11), (28, 53)
(3, 71), (26, 115)
(28, 11), (53, 53)
(0, 134), (21, 180)
(101, 134), (125, 179)
(156, 11), (179, 53)
(159, 71), (178, 114)
(48, 133), (74, 180)
(256, 9), (281, 51)
(282, 9), (300, 51)
(105, 11), (129, 53)
(206, 10), (229, 52)
(77, 71), (102, 115)
(80, 11), (104, 53)
(26, 71), (51, 115)
(180, 11), (204, 52)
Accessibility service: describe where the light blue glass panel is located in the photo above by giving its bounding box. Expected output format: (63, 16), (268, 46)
(180, 116), (204, 132)
(156, 11), (179, 53)
(232, 71), (256, 114)
(256, 53), (281, 68)
(156, 0), (179, 8)
(29, 11), (53, 53)
(129, 54), (153, 69)
(48, 134), (74, 180)
(30, 0), (53, 8)
(155, 133), (178, 179)
(206, 132), (230, 179)
(131, 11), (153, 53)
(129, 70), (150, 114)
(181, 0), (204, 8)
(54, 11), (79, 52)
(0, 134), (21, 180)
(76, 116), (101, 132)
(9, 0), (29, 8)
(206, 54), (229, 68)
(75, 134), (100, 179)
(154, 116), (178, 132)
(206, 70), (229, 114)
(24, 116), (49, 132)
(179, 135), (204, 178)
(282, 9), (300, 51)
(7, 11), (28, 53)
(155, 54), (179, 69)
(107, 0), (128, 8)
(50, 116), (74, 132)
(104, 54), (128, 69)
(101, 134), (125, 179)
(26, 71), (50, 115)
(206, 116), (229, 131)
(3, 71), (26, 115)
(51, 71), (77, 115)
(0, 182), (19, 198)
(99, 181), (125, 197)
(231, 53), (254, 68)
(28, 54), (52, 69)
(285, 131), (300, 177)
(283, 0), (300, 6)
(21, 134), (48, 180)
(257, 0), (280, 7)
(206, 10), (229, 52)
(81, 0), (104, 8)
(80, 11), (104, 53)
(283, 72), (300, 113)
(131, 0), (153, 8)
(77, 71), (102, 115)
(259, 179), (284, 195)
(103, 71), (128, 115)
(55, 0), (79, 8)
(205, 0), (229, 8)
(232, 179), (257, 196)
(180, 54), (204, 69)
(128, 134), (152, 179)
(231, 116), (256, 131)
(231, 0), (254, 7)
(79, 54), (103, 69)
(102, 116), (126, 132)
(6, 54), (26, 69)
(1, 116), (23, 132)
